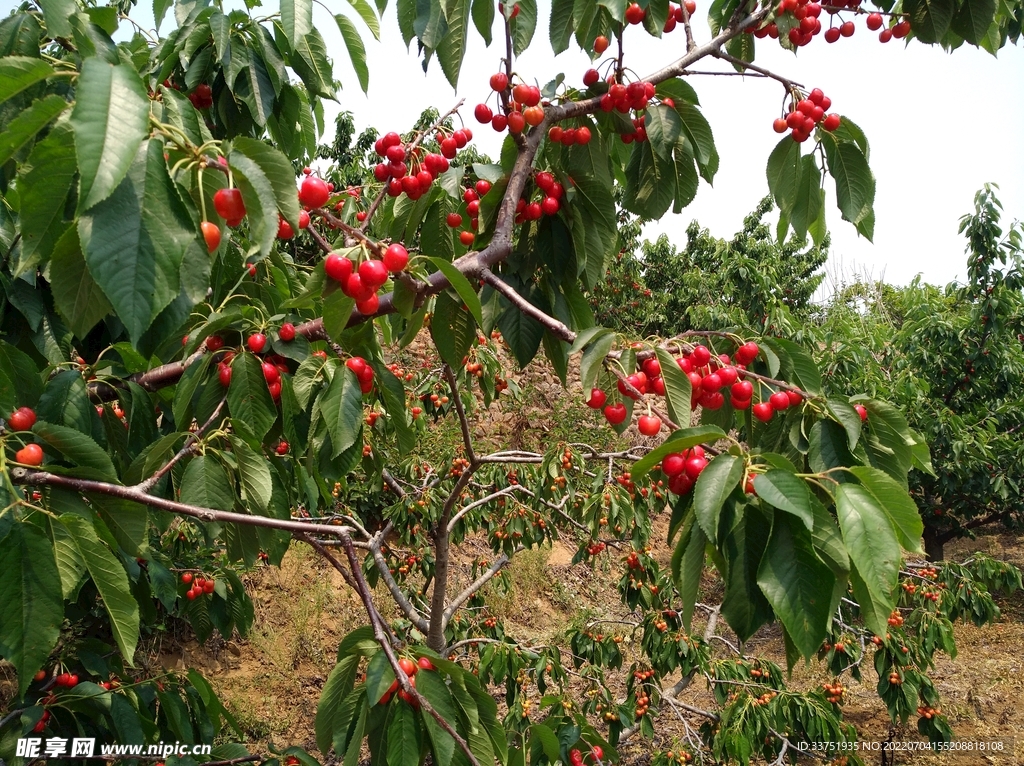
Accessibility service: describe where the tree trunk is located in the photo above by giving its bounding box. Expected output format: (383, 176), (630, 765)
(923, 526), (944, 562)
(426, 524), (450, 652)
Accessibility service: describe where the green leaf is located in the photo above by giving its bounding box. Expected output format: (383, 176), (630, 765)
(50, 515), (86, 600)
(645, 105), (682, 159)
(38, 0), (77, 38)
(720, 502), (774, 642)
(631, 425), (727, 478)
(18, 116), (77, 268)
(228, 148), (280, 260)
(693, 454), (743, 545)
(655, 348), (692, 427)
(529, 724), (560, 764)
(0, 94), (68, 167)
(228, 353), (278, 444)
(292, 29), (336, 98)
(904, 0), (956, 42)
(0, 56), (54, 107)
(821, 136), (874, 230)
(848, 565), (891, 639)
(671, 511), (705, 631)
(789, 153), (823, 243)
(78, 140), (193, 343)
(766, 135), (802, 220)
(230, 137), (301, 232)
(849, 466), (924, 554)
(37, 370), (94, 434)
(950, 0), (994, 44)
(471, 0), (494, 43)
(428, 258), (483, 328)
(579, 331), (614, 392)
(71, 59), (150, 212)
(835, 484), (900, 608)
(509, 0), (538, 54)
(282, 0), (313, 47)
(0, 523), (63, 696)
(345, 0), (381, 38)
(387, 701), (422, 766)
(416, 669), (458, 766)
(827, 397), (862, 451)
(808, 420), (854, 474)
(33, 420), (117, 481)
(323, 290), (356, 344)
(370, 361), (415, 456)
(752, 470), (814, 531)
(364, 651), (396, 706)
(319, 367), (363, 457)
(49, 227), (113, 338)
(179, 454), (235, 511)
(61, 513), (140, 665)
(497, 297), (545, 368)
(437, 0), (470, 89)
(315, 656), (360, 754)
(622, 140), (675, 220)
(431, 290), (475, 369)
(336, 13), (370, 92)
(229, 436), (273, 512)
(549, 0), (574, 52)
(757, 510), (835, 659)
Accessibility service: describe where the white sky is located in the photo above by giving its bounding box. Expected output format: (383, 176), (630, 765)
(83, 0), (1024, 288)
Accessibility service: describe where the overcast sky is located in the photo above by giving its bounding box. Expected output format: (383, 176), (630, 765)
(112, 0), (1024, 289)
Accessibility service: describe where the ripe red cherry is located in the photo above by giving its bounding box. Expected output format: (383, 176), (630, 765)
(276, 441), (289, 455)
(769, 391), (791, 411)
(642, 358), (662, 378)
(855, 404), (868, 422)
(247, 333), (267, 354)
(575, 126), (592, 145)
(586, 388), (607, 409)
(731, 380), (753, 400)
(702, 372), (723, 392)
(218, 363), (231, 387)
(594, 35), (609, 53)
(490, 72), (509, 92)
(752, 402), (774, 422)
(8, 407), (36, 431)
(866, 12), (883, 29)
(824, 26), (840, 42)
(279, 323), (296, 342)
(324, 253), (354, 284)
(15, 443), (43, 466)
(583, 68), (599, 86)
(840, 20), (855, 36)
(459, 231), (475, 246)
(446, 212), (463, 228)
(262, 362), (280, 384)
(637, 415), (661, 436)
(893, 19), (910, 37)
(787, 390), (804, 407)
(773, 117), (788, 133)
(383, 243), (410, 272)
(474, 103), (493, 123)
(541, 196), (560, 215)
(356, 294), (379, 315)
(398, 657), (419, 677)
(344, 273), (375, 301)
(201, 221), (220, 253)
(476, 179), (492, 196)
(359, 258), (389, 288)
(491, 113), (507, 131)
(298, 210), (310, 229)
(690, 344), (712, 366)
(213, 188), (246, 224)
(277, 216), (294, 240)
(181, 572), (193, 584)
(604, 403), (627, 425)
(417, 656), (436, 671)
(822, 113), (841, 132)
(298, 176), (330, 208)
(625, 2), (645, 24)
(662, 453), (685, 476)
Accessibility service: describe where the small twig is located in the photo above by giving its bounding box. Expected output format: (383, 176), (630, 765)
(712, 50), (803, 94)
(481, 268), (576, 343)
(443, 363), (477, 465)
(136, 396), (227, 492)
(442, 550), (519, 627)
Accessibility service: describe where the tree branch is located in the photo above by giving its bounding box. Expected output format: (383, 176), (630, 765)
(442, 549), (519, 628)
(480, 268), (576, 343)
(711, 50), (803, 94)
(136, 396), (227, 492)
(443, 363), (477, 465)
(367, 524), (431, 633)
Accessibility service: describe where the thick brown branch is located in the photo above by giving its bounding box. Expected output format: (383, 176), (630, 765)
(442, 550), (517, 628)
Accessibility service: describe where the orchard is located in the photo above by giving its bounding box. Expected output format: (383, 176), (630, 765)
(1, 0), (1022, 765)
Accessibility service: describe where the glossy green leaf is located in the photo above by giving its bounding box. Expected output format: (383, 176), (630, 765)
(18, 117), (76, 269)
(319, 367), (363, 458)
(49, 227), (112, 339)
(757, 510), (834, 659)
(229, 147), (280, 259)
(437, 0), (470, 89)
(229, 436), (273, 512)
(230, 137), (301, 231)
(79, 140), (193, 343)
(315, 656), (360, 754)
(0, 55), (54, 106)
(416, 669), (458, 766)
(0, 523), (62, 696)
(179, 454), (236, 511)
(835, 484), (900, 608)
(336, 13), (370, 92)
(766, 136), (802, 220)
(428, 258), (483, 328)
(951, 0), (995, 44)
(579, 331), (614, 393)
(671, 510), (706, 631)
(431, 290), (476, 369)
(509, 0), (537, 54)
(655, 348), (693, 427)
(822, 136), (874, 230)
(386, 701), (421, 766)
(631, 425), (727, 478)
(752, 469), (814, 531)
(293, 29), (336, 98)
(33, 420), (117, 480)
(827, 397), (862, 451)
(61, 513), (140, 665)
(904, 0), (955, 42)
(0, 94), (68, 166)
(645, 105), (682, 159)
(228, 353), (278, 444)
(282, 0), (313, 46)
(694, 454), (743, 545)
(71, 59), (150, 212)
(849, 466), (924, 553)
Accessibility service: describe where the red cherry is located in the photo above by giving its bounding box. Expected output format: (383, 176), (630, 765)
(840, 20), (855, 36)
(298, 176), (330, 208)
(730, 396), (751, 410)
(15, 443), (43, 466)
(356, 294), (380, 315)
(586, 388), (607, 409)
(446, 212), (464, 228)
(541, 196), (560, 215)
(417, 656), (436, 671)
(625, 2), (645, 23)
(474, 103), (493, 123)
(203, 579), (215, 594)
(201, 221), (221, 253)
(786, 390), (804, 407)
(262, 362), (281, 384)
(690, 345), (711, 366)
(583, 68), (599, 86)
(637, 415), (661, 436)
(476, 179), (492, 196)
(277, 216), (294, 240)
(491, 113), (507, 131)
(594, 35), (609, 53)
(662, 453), (685, 476)
(398, 657), (419, 677)
(507, 111), (526, 134)
(769, 391), (791, 411)
(218, 364), (231, 387)
(359, 258), (389, 288)
(773, 118), (788, 133)
(702, 372), (723, 392)
(181, 572), (193, 585)
(575, 126), (592, 145)
(824, 26), (840, 42)
(8, 407), (36, 431)
(383, 243), (410, 273)
(855, 404), (868, 422)
(731, 380), (754, 400)
(459, 231), (475, 246)
(752, 402), (774, 422)
(866, 12), (883, 29)
(893, 19), (910, 37)
(604, 403), (627, 425)
(490, 72), (509, 92)
(213, 188), (246, 224)
(247, 333), (267, 354)
(324, 253), (354, 284)
(279, 323), (296, 342)
(276, 440), (289, 455)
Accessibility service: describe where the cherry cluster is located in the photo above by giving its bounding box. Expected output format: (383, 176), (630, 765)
(372, 131), (458, 202)
(660, 445), (709, 495)
(180, 571), (216, 601)
(515, 170), (565, 224)
(663, 1), (698, 32)
(323, 243), (409, 315)
(772, 88), (841, 142)
(446, 180), (492, 246)
(474, 74), (549, 135)
(822, 680), (845, 704)
(749, 0), (911, 45)
(188, 83), (213, 109)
